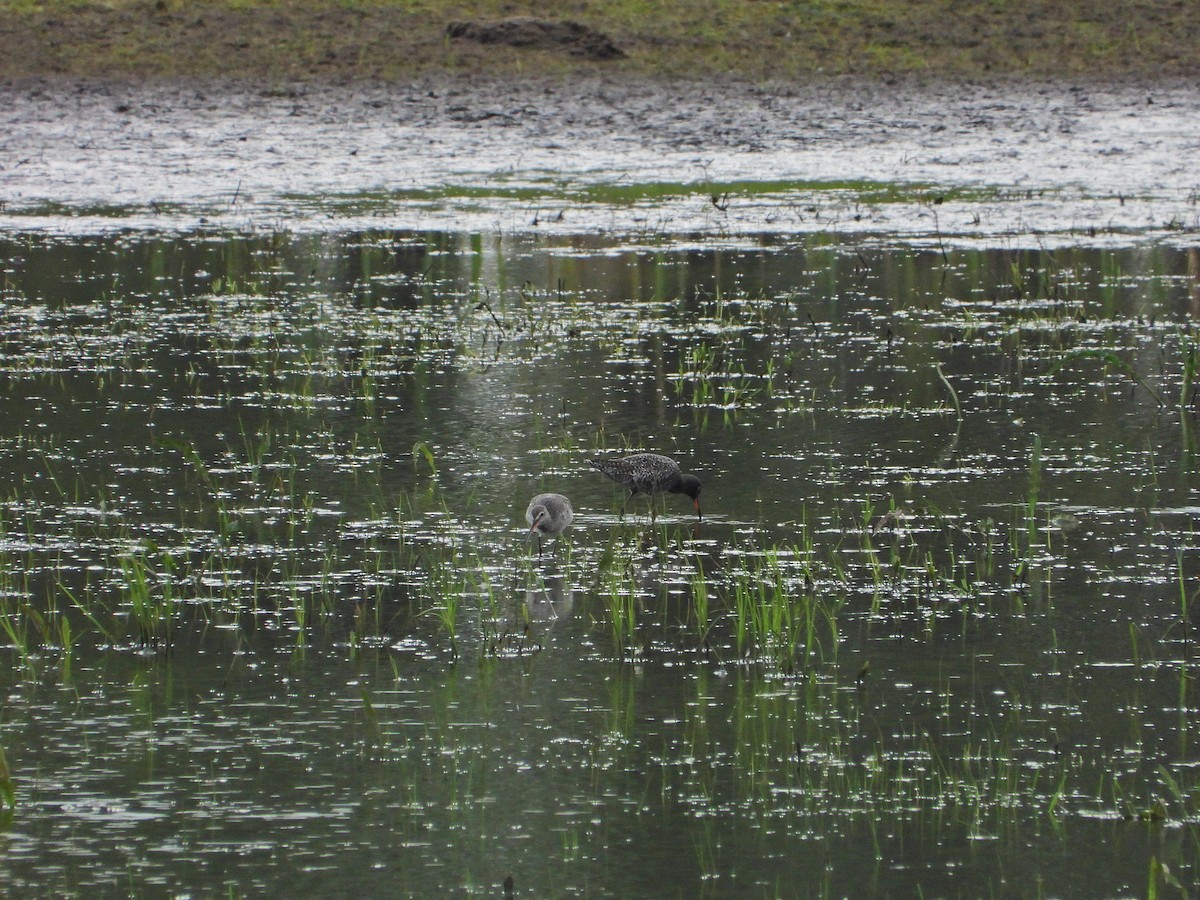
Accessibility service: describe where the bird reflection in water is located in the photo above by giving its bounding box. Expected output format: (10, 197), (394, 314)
(524, 572), (573, 623)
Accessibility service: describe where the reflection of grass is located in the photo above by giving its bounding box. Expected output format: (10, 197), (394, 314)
(689, 559), (710, 648)
(604, 565), (639, 658)
(120, 550), (174, 648)
(1050, 349), (1166, 407)
(0, 741), (14, 811)
(672, 341), (770, 412)
(1004, 434), (1044, 585)
(724, 547), (840, 673)
(423, 578), (460, 656)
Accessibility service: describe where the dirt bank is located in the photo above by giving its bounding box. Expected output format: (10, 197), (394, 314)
(0, 0), (1197, 84)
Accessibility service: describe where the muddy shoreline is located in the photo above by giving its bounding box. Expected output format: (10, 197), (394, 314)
(3, 73), (1199, 245)
(6, 71), (1193, 150)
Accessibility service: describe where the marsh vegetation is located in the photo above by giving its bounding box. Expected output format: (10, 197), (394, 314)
(0, 228), (1199, 895)
(2, 0), (1199, 880)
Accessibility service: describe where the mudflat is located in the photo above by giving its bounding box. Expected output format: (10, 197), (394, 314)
(2, 74), (1197, 244)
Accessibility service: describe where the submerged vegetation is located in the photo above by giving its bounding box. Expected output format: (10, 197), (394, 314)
(0, 231), (1199, 894)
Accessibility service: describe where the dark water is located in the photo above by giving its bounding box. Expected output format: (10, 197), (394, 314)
(1, 230), (1199, 896)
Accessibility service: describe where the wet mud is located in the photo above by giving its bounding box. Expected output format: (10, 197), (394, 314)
(1, 75), (1198, 244)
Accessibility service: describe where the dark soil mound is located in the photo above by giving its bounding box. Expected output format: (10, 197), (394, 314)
(445, 17), (624, 61)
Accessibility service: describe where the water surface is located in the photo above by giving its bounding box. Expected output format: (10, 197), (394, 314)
(0, 226), (1198, 896)
(3, 75), (1200, 897)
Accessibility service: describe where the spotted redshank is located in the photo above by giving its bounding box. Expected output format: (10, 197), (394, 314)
(587, 452), (702, 521)
(525, 492), (574, 555)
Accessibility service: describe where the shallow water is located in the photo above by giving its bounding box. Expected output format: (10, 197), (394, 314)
(2, 78), (1200, 896)
(0, 226), (1198, 897)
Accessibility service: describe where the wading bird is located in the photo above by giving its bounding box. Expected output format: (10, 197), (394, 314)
(587, 452), (702, 521)
(525, 492), (574, 555)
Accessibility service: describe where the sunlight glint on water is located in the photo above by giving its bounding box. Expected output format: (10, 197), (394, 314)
(0, 232), (1197, 895)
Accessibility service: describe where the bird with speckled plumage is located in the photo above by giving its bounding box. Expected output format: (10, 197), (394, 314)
(587, 452), (701, 521)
